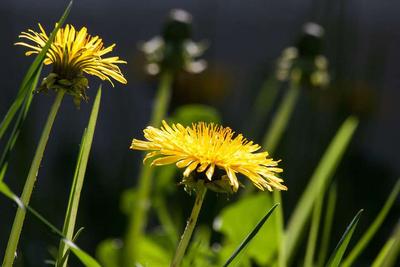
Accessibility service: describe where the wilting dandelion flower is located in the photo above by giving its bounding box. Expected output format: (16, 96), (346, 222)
(16, 23), (127, 105)
(131, 120), (287, 193)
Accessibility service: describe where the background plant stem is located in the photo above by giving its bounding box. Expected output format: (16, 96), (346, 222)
(170, 184), (207, 267)
(123, 71), (173, 265)
(2, 90), (65, 267)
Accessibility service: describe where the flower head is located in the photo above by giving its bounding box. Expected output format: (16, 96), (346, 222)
(140, 9), (207, 75)
(16, 23), (127, 105)
(131, 121), (287, 193)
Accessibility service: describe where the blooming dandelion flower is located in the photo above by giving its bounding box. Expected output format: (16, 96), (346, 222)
(16, 23), (127, 105)
(131, 121), (287, 193)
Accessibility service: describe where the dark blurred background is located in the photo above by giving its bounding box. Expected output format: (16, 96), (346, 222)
(1, 0), (399, 266)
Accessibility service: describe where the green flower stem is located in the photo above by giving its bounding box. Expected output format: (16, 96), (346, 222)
(2, 90), (65, 267)
(171, 183), (207, 267)
(262, 72), (301, 267)
(124, 71), (173, 265)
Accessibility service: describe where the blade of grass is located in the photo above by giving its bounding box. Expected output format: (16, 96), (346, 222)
(0, 181), (100, 267)
(342, 179), (400, 267)
(316, 183), (337, 267)
(124, 70), (173, 264)
(0, 1), (72, 139)
(222, 203), (279, 267)
(283, 116), (359, 265)
(304, 191), (323, 267)
(2, 90), (65, 267)
(0, 66), (42, 181)
(326, 209), (363, 267)
(56, 87), (101, 267)
(372, 222), (400, 267)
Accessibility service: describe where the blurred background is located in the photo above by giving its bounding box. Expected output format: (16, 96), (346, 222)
(1, 0), (399, 266)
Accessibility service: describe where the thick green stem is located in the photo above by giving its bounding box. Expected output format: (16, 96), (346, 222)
(170, 184), (207, 267)
(123, 71), (173, 265)
(2, 90), (65, 267)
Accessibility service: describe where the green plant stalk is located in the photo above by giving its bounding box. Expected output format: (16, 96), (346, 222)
(317, 183), (337, 267)
(304, 193), (323, 267)
(283, 116), (358, 265)
(154, 195), (179, 247)
(2, 90), (65, 267)
(0, 67), (41, 180)
(124, 71), (173, 265)
(261, 74), (301, 267)
(247, 77), (280, 136)
(56, 87), (101, 267)
(342, 179), (400, 267)
(170, 183), (207, 267)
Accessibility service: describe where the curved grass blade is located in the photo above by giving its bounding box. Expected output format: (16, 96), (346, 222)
(222, 203), (279, 267)
(317, 183), (337, 267)
(372, 222), (400, 267)
(0, 181), (101, 267)
(0, 66), (42, 181)
(283, 116), (358, 264)
(326, 209), (363, 267)
(342, 179), (400, 267)
(304, 192), (323, 267)
(57, 87), (101, 267)
(0, 0), (73, 139)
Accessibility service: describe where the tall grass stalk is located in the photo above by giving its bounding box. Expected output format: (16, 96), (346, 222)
(3, 90), (65, 267)
(124, 71), (173, 264)
(56, 87), (102, 267)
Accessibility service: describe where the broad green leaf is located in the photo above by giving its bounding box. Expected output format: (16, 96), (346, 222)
(342, 179), (400, 267)
(223, 203), (279, 267)
(96, 239), (122, 267)
(216, 193), (278, 266)
(57, 86), (102, 267)
(135, 236), (171, 267)
(183, 226), (217, 267)
(0, 1), (73, 139)
(170, 104), (221, 126)
(284, 116), (358, 263)
(326, 209), (363, 267)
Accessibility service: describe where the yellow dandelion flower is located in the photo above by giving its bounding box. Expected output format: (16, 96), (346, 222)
(16, 23), (127, 105)
(131, 120), (287, 193)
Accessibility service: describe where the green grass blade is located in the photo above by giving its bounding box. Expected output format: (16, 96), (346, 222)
(372, 222), (400, 267)
(57, 87), (101, 267)
(283, 116), (359, 264)
(342, 179), (400, 267)
(0, 66), (42, 181)
(222, 203), (279, 267)
(317, 183), (337, 267)
(326, 209), (363, 267)
(0, 1), (72, 139)
(0, 181), (101, 267)
(304, 191), (323, 267)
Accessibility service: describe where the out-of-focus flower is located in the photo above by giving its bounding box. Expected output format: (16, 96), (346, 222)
(16, 23), (127, 106)
(131, 120), (286, 193)
(140, 9), (207, 75)
(275, 22), (330, 88)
